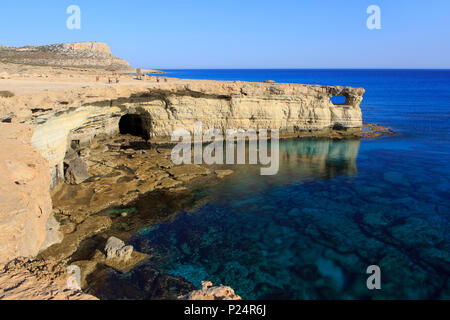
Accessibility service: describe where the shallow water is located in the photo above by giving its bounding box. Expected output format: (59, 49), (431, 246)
(119, 70), (449, 299)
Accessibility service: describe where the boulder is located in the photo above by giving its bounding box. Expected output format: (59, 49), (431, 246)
(63, 149), (90, 185)
(39, 215), (64, 251)
(105, 236), (133, 261)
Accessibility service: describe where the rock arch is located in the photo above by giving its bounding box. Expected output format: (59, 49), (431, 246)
(330, 94), (348, 105)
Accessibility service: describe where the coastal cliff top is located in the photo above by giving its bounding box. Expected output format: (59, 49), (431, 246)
(0, 42), (364, 123)
(0, 72), (365, 123)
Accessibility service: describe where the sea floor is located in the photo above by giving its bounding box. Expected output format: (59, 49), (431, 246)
(94, 136), (449, 299)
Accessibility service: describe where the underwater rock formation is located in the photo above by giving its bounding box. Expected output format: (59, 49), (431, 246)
(94, 263), (196, 300)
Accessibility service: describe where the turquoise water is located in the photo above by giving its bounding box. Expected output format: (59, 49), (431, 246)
(133, 70), (450, 299)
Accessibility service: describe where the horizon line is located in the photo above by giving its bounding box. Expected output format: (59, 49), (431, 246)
(148, 67), (450, 71)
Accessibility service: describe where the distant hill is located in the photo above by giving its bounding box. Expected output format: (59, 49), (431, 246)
(0, 42), (138, 72)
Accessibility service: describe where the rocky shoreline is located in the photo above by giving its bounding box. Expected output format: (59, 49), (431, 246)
(0, 42), (395, 300)
(38, 126), (393, 298)
(0, 258), (98, 300)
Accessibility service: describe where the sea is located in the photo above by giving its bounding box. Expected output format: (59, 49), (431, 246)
(104, 69), (450, 299)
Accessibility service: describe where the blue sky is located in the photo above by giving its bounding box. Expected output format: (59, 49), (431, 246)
(1, 0), (449, 69)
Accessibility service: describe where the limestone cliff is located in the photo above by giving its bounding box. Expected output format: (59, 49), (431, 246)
(0, 124), (52, 264)
(0, 70), (366, 301)
(0, 73), (366, 261)
(0, 42), (132, 71)
(0, 80), (364, 184)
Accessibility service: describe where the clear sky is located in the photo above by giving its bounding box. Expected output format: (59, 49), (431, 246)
(1, 0), (449, 69)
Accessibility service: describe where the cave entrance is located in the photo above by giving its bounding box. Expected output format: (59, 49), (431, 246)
(330, 95), (348, 105)
(119, 114), (148, 139)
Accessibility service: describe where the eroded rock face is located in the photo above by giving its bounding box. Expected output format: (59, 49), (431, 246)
(0, 124), (52, 264)
(15, 80), (364, 185)
(0, 258), (97, 300)
(109, 83), (364, 140)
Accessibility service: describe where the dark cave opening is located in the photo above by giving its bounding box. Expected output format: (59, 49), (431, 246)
(119, 114), (147, 138)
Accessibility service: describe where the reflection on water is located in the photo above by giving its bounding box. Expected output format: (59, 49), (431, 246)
(99, 137), (449, 300)
(213, 139), (361, 196)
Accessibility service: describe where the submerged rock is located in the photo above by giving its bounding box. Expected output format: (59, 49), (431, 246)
(95, 263), (195, 300)
(215, 170), (234, 179)
(383, 171), (408, 186)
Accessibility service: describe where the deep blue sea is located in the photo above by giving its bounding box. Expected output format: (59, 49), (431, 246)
(117, 70), (450, 299)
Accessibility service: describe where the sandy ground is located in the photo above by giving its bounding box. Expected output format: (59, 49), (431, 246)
(0, 76), (183, 95)
(0, 61), (170, 94)
(3, 78), (126, 94)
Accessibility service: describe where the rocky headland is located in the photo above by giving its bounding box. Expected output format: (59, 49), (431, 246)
(1, 42), (144, 72)
(0, 42), (393, 300)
